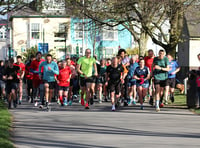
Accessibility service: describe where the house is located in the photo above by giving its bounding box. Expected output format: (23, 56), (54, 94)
(9, 5), (70, 59)
(0, 19), (8, 60)
(177, 6), (200, 80)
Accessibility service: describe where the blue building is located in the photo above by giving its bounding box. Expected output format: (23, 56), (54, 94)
(70, 18), (133, 59)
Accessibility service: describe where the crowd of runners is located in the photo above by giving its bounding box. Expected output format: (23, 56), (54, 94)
(0, 48), (185, 111)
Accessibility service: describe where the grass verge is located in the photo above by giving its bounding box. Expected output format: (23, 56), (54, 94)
(0, 100), (14, 148)
(166, 89), (187, 108)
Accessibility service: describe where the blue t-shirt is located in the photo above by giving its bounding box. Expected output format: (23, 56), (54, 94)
(134, 66), (150, 84)
(127, 62), (139, 80)
(168, 60), (179, 78)
(39, 61), (59, 82)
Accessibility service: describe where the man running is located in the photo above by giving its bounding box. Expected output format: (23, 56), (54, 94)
(3, 58), (20, 109)
(165, 53), (180, 104)
(152, 49), (170, 111)
(14, 56), (25, 105)
(25, 55), (35, 102)
(77, 49), (98, 109)
(106, 57), (124, 111)
(144, 49), (155, 105)
(30, 52), (45, 104)
(39, 54), (59, 108)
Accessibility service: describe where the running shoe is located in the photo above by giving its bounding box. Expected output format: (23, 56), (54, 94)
(68, 100), (72, 106)
(112, 105), (115, 111)
(19, 100), (22, 105)
(164, 100), (168, 105)
(64, 101), (68, 106)
(156, 106), (160, 112)
(90, 97), (94, 105)
(132, 100), (136, 105)
(34, 101), (38, 107)
(159, 102), (164, 108)
(128, 99), (132, 105)
(85, 103), (89, 109)
(99, 100), (102, 104)
(81, 98), (85, 106)
(57, 99), (61, 104)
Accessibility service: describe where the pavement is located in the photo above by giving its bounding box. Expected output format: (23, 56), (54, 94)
(10, 100), (200, 148)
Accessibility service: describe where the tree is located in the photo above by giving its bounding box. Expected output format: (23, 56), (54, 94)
(65, 0), (196, 57)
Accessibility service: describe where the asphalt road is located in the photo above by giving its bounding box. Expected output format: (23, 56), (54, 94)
(10, 100), (200, 148)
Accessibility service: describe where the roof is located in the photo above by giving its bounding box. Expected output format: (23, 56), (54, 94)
(185, 6), (200, 37)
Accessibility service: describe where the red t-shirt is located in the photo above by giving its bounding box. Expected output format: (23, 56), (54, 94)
(57, 66), (71, 87)
(144, 56), (154, 73)
(30, 59), (45, 80)
(25, 62), (33, 80)
(14, 62), (25, 76)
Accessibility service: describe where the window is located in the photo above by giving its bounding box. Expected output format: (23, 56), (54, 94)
(74, 23), (83, 39)
(31, 23), (40, 39)
(0, 26), (7, 39)
(102, 26), (118, 40)
(59, 23), (66, 33)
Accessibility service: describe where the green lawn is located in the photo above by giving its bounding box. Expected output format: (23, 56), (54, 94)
(166, 89), (187, 108)
(0, 100), (14, 148)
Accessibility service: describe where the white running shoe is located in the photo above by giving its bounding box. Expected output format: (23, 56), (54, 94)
(156, 106), (160, 112)
(34, 101), (38, 107)
(112, 105), (115, 111)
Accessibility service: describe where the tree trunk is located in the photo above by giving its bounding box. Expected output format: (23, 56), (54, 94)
(138, 32), (148, 56)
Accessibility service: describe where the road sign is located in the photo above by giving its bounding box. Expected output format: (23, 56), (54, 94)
(38, 43), (48, 54)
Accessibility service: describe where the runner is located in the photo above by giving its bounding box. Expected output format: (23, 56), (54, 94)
(14, 56), (25, 105)
(134, 58), (150, 110)
(165, 53), (180, 104)
(25, 55), (35, 102)
(144, 49), (155, 105)
(118, 49), (129, 106)
(106, 57), (124, 111)
(152, 49), (170, 111)
(127, 55), (138, 105)
(77, 49), (98, 109)
(67, 58), (75, 106)
(3, 58), (20, 109)
(55, 59), (71, 106)
(39, 54), (59, 109)
(30, 52), (45, 104)
(96, 59), (107, 103)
